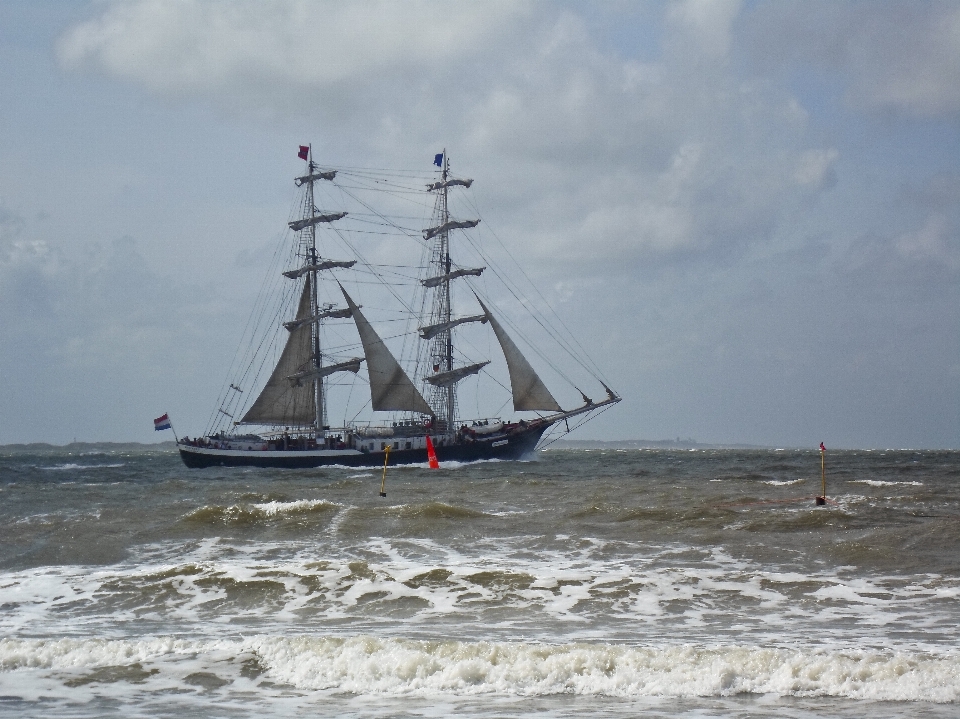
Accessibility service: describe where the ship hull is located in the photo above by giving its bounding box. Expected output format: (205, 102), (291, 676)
(177, 423), (550, 469)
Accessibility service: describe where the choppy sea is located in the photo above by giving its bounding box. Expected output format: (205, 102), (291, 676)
(0, 446), (958, 718)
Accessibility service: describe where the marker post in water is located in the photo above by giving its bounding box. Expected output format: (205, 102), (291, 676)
(425, 435), (440, 469)
(380, 445), (391, 497)
(816, 442), (826, 505)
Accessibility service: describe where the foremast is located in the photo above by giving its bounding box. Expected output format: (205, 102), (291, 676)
(303, 146), (325, 439)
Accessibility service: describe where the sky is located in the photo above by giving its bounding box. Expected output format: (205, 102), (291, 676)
(0, 0), (957, 448)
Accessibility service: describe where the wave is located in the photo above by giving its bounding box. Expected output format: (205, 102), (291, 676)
(39, 463), (125, 471)
(763, 479), (805, 486)
(1, 636), (957, 701)
(387, 502), (489, 519)
(183, 499), (341, 525)
(851, 480), (924, 487)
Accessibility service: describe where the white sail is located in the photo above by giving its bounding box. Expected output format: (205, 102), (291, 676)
(240, 278), (317, 425)
(340, 286), (434, 415)
(425, 361), (490, 387)
(476, 298), (562, 412)
(423, 218), (479, 241)
(421, 267), (485, 288)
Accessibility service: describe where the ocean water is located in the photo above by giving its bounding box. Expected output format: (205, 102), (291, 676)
(0, 446), (957, 718)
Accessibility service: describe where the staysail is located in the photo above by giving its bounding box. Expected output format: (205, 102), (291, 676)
(340, 286), (434, 415)
(240, 278), (317, 425)
(476, 297), (562, 412)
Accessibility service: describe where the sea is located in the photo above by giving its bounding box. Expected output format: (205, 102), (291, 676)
(0, 445), (957, 718)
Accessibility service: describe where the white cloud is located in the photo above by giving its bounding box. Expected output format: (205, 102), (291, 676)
(58, 0), (531, 92)
(57, 1), (839, 271)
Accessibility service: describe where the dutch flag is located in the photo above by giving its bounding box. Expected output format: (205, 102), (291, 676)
(154, 414), (172, 431)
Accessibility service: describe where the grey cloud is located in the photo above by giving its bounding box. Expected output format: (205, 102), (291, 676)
(746, 1), (960, 118)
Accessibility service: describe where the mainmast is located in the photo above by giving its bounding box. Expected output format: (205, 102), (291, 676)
(427, 152), (455, 431)
(421, 152), (485, 433)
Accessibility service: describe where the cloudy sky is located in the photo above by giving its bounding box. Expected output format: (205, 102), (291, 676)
(1, 0), (957, 448)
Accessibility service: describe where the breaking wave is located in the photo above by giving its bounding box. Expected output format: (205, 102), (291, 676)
(183, 499), (341, 525)
(1, 636), (957, 701)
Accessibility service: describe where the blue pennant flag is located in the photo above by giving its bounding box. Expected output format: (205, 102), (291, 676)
(434, 153), (443, 167)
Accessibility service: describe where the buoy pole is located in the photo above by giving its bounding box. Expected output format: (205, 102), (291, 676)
(816, 442), (826, 505)
(426, 435), (440, 469)
(380, 445), (390, 497)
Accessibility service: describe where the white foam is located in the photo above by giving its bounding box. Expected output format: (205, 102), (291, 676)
(2, 539), (958, 652)
(763, 479), (805, 486)
(851, 480), (923, 487)
(1, 636), (957, 702)
(251, 499), (337, 516)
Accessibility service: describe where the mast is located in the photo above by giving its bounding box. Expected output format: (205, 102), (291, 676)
(425, 151), (457, 432)
(304, 145), (326, 439)
(442, 152), (454, 430)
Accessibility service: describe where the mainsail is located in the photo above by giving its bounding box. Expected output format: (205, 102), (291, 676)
(240, 278), (317, 425)
(340, 286), (434, 415)
(476, 298), (563, 412)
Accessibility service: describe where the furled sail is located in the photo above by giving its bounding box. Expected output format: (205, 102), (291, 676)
(423, 218), (479, 241)
(418, 314), (487, 340)
(286, 357), (363, 386)
(339, 286), (434, 415)
(476, 297), (562, 412)
(283, 259), (356, 279)
(421, 267), (485, 288)
(284, 306), (351, 331)
(295, 170), (337, 186)
(239, 278), (317, 425)
(289, 211), (347, 232)
(425, 361), (490, 387)
(427, 177), (473, 192)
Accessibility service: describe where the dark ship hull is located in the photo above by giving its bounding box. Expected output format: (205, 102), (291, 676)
(178, 421), (550, 469)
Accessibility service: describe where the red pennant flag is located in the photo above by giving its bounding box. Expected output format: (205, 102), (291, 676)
(298, 145), (309, 160)
(425, 435), (440, 469)
(819, 442), (826, 452)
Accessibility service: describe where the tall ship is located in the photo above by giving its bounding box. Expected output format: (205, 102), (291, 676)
(178, 148), (619, 469)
